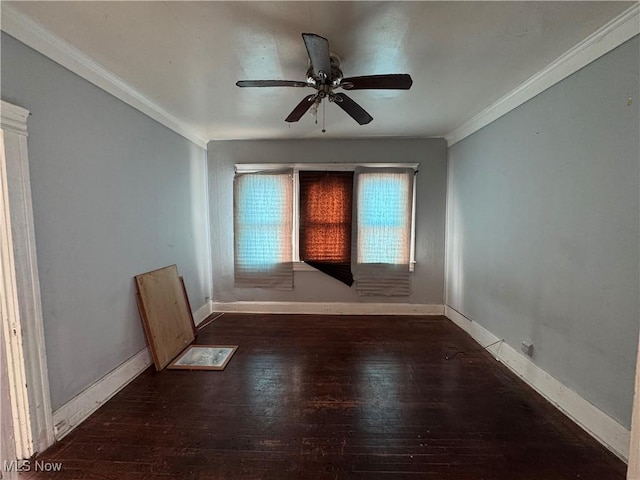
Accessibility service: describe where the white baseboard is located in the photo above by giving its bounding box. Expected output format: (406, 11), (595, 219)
(213, 301), (444, 316)
(444, 305), (630, 462)
(193, 300), (214, 327)
(52, 347), (152, 441)
(50, 301), (214, 440)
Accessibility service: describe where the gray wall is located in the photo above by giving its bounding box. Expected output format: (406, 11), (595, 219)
(1, 33), (212, 410)
(208, 138), (447, 304)
(446, 36), (639, 427)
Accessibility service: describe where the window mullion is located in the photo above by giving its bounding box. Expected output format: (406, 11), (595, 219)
(292, 168), (300, 263)
(410, 172), (417, 272)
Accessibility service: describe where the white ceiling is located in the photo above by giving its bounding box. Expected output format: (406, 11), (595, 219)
(3, 1), (635, 143)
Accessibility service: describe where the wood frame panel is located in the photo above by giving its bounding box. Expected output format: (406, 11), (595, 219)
(135, 265), (194, 370)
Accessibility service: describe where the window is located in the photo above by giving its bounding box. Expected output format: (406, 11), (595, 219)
(299, 171), (353, 263)
(233, 169), (294, 289)
(356, 170), (412, 265)
(352, 167), (414, 296)
(234, 163), (417, 294)
(299, 171), (354, 286)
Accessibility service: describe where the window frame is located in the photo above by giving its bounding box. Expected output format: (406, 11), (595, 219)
(234, 163), (418, 272)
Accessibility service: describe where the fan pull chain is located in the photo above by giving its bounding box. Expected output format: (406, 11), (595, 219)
(322, 99), (326, 133)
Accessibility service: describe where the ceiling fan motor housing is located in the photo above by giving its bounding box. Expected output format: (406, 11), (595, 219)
(307, 54), (343, 85)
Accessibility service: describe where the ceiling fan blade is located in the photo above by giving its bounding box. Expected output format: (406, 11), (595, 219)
(340, 74), (413, 90)
(333, 93), (373, 125)
(285, 94), (317, 122)
(236, 80), (309, 88)
(302, 33), (331, 80)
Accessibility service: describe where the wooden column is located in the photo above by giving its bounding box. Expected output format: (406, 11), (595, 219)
(0, 101), (54, 461)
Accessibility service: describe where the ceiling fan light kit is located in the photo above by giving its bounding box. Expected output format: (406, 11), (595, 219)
(236, 33), (413, 131)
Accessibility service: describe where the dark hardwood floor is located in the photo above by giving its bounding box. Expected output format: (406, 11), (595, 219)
(23, 314), (627, 479)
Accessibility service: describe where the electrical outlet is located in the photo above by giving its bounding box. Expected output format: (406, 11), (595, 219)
(521, 341), (533, 357)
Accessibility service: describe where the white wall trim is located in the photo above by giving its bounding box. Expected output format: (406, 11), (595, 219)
(0, 102), (29, 136)
(0, 4), (207, 149)
(1, 101), (54, 457)
(52, 347), (152, 441)
(193, 300), (214, 327)
(1, 116), (33, 461)
(444, 305), (631, 462)
(51, 300), (215, 440)
(213, 301), (444, 316)
(445, 4), (640, 146)
(235, 162), (420, 173)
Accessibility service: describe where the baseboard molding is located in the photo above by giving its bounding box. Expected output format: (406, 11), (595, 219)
(444, 305), (630, 462)
(213, 301), (444, 316)
(193, 300), (214, 327)
(52, 347), (152, 441)
(51, 301), (213, 440)
(446, 4), (640, 146)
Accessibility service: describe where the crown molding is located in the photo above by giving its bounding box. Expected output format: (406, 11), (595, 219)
(2, 3), (636, 150)
(1, 5), (207, 149)
(446, 3), (640, 146)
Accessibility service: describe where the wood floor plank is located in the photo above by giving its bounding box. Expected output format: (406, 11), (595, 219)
(24, 314), (627, 479)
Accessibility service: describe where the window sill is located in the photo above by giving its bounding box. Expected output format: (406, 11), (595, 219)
(293, 262), (317, 272)
(294, 262), (416, 272)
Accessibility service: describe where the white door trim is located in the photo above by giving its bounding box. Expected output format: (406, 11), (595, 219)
(0, 100), (54, 458)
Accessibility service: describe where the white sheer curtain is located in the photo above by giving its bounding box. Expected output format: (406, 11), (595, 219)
(233, 169), (293, 289)
(353, 167), (414, 296)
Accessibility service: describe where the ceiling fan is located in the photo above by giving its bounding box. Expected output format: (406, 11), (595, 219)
(236, 33), (413, 127)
